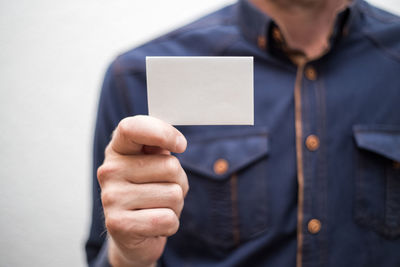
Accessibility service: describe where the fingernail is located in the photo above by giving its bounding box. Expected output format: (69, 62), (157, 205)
(175, 135), (187, 152)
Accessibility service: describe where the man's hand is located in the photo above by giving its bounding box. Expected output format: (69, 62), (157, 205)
(97, 115), (188, 267)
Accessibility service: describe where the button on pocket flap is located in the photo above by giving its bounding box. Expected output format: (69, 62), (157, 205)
(353, 125), (400, 162)
(176, 127), (269, 180)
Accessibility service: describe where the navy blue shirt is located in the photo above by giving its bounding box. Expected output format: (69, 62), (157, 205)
(86, 0), (400, 266)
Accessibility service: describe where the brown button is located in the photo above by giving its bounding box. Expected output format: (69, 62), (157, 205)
(214, 159), (229, 175)
(305, 66), (317, 80)
(257, 35), (267, 50)
(393, 161), (400, 169)
(272, 27), (283, 42)
(305, 135), (320, 151)
(308, 219), (322, 234)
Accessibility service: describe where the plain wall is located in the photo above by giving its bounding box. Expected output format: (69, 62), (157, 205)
(0, 1), (398, 266)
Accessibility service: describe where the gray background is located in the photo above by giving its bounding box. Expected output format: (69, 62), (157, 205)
(0, 0), (398, 266)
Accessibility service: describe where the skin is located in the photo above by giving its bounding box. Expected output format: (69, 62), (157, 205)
(98, 1), (349, 266)
(251, 0), (348, 59)
(98, 116), (188, 267)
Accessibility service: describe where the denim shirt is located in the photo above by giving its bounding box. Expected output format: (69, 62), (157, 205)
(86, 0), (400, 266)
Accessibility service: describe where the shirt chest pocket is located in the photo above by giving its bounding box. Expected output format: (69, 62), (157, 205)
(174, 127), (269, 248)
(353, 125), (400, 239)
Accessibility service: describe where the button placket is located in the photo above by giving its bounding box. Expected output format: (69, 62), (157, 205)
(297, 61), (328, 267)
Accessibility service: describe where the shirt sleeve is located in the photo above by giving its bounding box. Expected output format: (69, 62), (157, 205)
(91, 239), (111, 267)
(85, 59), (131, 266)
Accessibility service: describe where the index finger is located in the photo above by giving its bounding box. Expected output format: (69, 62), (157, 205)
(110, 115), (187, 155)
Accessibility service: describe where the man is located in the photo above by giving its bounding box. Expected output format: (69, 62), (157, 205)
(86, 0), (400, 266)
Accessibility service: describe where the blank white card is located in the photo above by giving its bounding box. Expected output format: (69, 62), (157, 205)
(146, 56), (254, 125)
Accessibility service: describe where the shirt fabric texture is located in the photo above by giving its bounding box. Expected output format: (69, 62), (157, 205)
(86, 0), (400, 266)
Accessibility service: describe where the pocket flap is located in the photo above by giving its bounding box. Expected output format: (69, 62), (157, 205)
(175, 126), (269, 180)
(353, 125), (400, 162)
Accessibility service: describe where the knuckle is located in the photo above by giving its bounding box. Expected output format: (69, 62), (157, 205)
(161, 209), (176, 227)
(150, 209), (175, 229)
(117, 118), (132, 139)
(101, 188), (116, 207)
(162, 210), (179, 236)
(97, 163), (116, 185)
(181, 171), (189, 197)
(164, 156), (181, 177)
(104, 143), (113, 155)
(168, 184), (183, 206)
(185, 182), (190, 197)
(105, 213), (126, 235)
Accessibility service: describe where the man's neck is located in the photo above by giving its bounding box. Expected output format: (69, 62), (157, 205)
(251, 0), (348, 59)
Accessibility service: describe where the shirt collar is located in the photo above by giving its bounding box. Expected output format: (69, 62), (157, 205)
(237, 0), (363, 53)
(237, 0), (272, 50)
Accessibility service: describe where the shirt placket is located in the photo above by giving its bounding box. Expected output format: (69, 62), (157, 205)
(294, 59), (328, 267)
